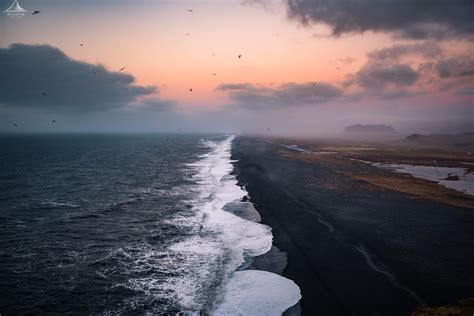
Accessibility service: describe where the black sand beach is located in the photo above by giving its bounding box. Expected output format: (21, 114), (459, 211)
(232, 136), (474, 316)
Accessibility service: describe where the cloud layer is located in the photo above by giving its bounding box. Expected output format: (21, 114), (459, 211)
(367, 42), (443, 62)
(217, 82), (343, 109)
(352, 63), (420, 90)
(436, 56), (474, 78)
(0, 44), (158, 112)
(285, 0), (474, 39)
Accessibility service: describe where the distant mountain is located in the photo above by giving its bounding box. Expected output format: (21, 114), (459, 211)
(404, 132), (474, 150)
(341, 124), (399, 141)
(344, 124), (397, 134)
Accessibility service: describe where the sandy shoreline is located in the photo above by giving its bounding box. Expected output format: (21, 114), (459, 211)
(232, 136), (474, 315)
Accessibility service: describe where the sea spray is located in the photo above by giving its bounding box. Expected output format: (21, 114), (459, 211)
(172, 135), (301, 313)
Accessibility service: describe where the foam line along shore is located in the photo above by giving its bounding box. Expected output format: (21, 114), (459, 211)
(184, 135), (301, 314)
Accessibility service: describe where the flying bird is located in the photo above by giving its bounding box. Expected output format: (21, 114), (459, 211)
(92, 70), (96, 75)
(188, 9), (194, 12)
(189, 88), (192, 92)
(42, 92), (47, 96)
(14, 123), (18, 127)
(238, 54), (242, 59)
(119, 67), (126, 71)
(336, 67), (340, 70)
(52, 120), (56, 123)
(32, 10), (41, 15)
(267, 128), (270, 131)
(213, 73), (216, 76)
(80, 43), (84, 46)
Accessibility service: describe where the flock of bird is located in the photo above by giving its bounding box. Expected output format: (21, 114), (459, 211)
(14, 8), (429, 133)
(12, 9), (248, 131)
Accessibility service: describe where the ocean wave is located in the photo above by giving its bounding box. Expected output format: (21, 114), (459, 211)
(174, 135), (301, 314)
(215, 270), (301, 315)
(39, 201), (80, 209)
(111, 135), (301, 314)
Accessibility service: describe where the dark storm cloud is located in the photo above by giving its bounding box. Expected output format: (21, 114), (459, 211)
(436, 56), (474, 78)
(341, 42), (437, 96)
(131, 97), (176, 112)
(344, 45), (474, 99)
(350, 63), (420, 90)
(217, 82), (343, 109)
(367, 42), (443, 62)
(0, 44), (156, 112)
(378, 89), (424, 100)
(284, 0), (474, 39)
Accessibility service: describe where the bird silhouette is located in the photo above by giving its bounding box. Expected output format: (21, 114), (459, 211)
(336, 67), (340, 70)
(238, 54), (242, 59)
(14, 123), (18, 127)
(188, 9), (194, 12)
(189, 88), (192, 92)
(42, 92), (47, 96)
(80, 43), (84, 46)
(52, 120), (56, 123)
(267, 128), (270, 131)
(213, 73), (216, 76)
(119, 67), (126, 71)
(92, 70), (96, 75)
(32, 10), (41, 15)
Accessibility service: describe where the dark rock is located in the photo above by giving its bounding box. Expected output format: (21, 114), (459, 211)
(445, 174), (460, 181)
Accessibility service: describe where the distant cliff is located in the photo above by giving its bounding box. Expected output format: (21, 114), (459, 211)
(344, 124), (397, 134)
(404, 132), (474, 150)
(341, 124), (399, 140)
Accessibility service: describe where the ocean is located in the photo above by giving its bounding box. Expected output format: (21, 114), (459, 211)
(0, 134), (300, 314)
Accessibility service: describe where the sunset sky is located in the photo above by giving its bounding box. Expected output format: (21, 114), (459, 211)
(1, 0), (473, 134)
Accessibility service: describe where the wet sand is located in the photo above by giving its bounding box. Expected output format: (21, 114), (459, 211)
(232, 136), (474, 316)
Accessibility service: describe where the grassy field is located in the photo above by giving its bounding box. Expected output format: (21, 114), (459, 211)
(276, 138), (474, 209)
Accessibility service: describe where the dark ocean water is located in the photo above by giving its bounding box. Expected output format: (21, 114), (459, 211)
(0, 134), (300, 314)
(0, 134), (213, 313)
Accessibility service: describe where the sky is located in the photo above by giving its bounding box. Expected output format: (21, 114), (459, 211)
(0, 0), (473, 135)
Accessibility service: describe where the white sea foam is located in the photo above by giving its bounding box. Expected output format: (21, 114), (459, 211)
(119, 135), (301, 313)
(40, 201), (80, 208)
(214, 270), (301, 315)
(168, 135), (301, 314)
